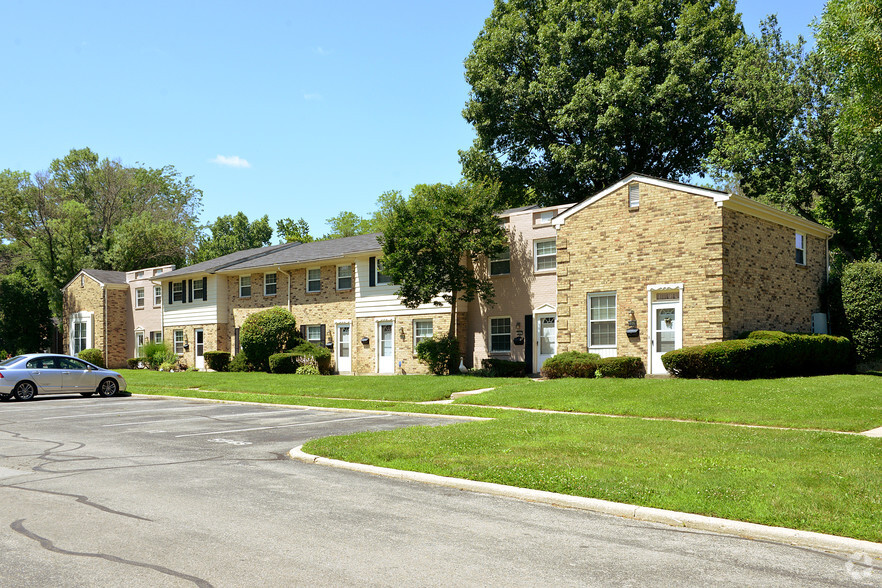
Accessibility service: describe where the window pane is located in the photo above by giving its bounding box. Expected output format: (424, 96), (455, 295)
(307, 268), (321, 291)
(377, 260), (392, 285)
(307, 326), (321, 342)
(590, 295), (616, 320)
(591, 322), (615, 346)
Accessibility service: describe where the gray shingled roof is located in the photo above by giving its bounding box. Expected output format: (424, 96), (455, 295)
(82, 269), (127, 285)
(160, 233), (383, 279)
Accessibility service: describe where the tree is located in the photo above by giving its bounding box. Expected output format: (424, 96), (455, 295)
(0, 268), (52, 355)
(379, 182), (507, 337)
(322, 211), (379, 240)
(276, 217), (314, 244)
(460, 0), (744, 206)
(0, 148), (202, 314)
(191, 212), (273, 263)
(240, 307), (299, 372)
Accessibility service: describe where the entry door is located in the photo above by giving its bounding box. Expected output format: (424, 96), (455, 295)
(377, 322), (394, 374)
(336, 324), (351, 373)
(535, 314), (557, 371)
(650, 305), (680, 374)
(194, 329), (205, 370)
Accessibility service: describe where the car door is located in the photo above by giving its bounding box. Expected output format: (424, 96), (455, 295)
(58, 357), (95, 392)
(26, 357), (63, 392)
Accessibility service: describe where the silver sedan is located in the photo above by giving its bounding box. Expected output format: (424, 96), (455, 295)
(0, 354), (127, 401)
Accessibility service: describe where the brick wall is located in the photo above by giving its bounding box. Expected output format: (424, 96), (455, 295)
(353, 312), (461, 375)
(62, 277), (130, 368)
(556, 182), (725, 361)
(722, 208), (827, 336)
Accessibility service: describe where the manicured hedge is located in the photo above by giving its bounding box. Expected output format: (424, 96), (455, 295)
(842, 261), (882, 360)
(541, 351), (645, 379)
(269, 342), (332, 375)
(480, 358), (528, 377)
(78, 348), (105, 368)
(241, 308), (299, 371)
(416, 336), (460, 375)
(662, 332), (853, 379)
(204, 351), (231, 372)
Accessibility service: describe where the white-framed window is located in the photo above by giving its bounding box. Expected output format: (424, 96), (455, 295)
(588, 292), (617, 347)
(70, 313), (91, 355)
(535, 210), (554, 225)
(154, 268), (163, 276)
(337, 265), (352, 290)
(306, 268), (321, 293)
(135, 331), (145, 356)
(490, 247), (510, 276)
(151, 331), (163, 344)
(629, 183), (640, 208)
(174, 330), (185, 354)
(135, 287), (145, 308)
(193, 279), (204, 300)
(795, 233), (806, 265)
(135, 271), (144, 279)
(239, 275), (251, 297)
(306, 325), (322, 345)
(376, 259), (392, 285)
(489, 317), (511, 354)
(413, 319), (433, 351)
(172, 282), (184, 302)
(154, 285), (162, 306)
(264, 272), (277, 296)
(534, 238), (557, 271)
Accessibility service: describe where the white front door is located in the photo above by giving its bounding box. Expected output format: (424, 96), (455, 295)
(650, 304), (680, 374)
(336, 324), (351, 373)
(535, 313), (557, 372)
(377, 322), (394, 374)
(194, 329), (205, 370)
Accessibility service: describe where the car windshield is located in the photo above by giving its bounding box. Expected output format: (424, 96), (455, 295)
(0, 355), (24, 367)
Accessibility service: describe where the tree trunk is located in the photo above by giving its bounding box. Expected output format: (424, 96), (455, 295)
(449, 292), (457, 339)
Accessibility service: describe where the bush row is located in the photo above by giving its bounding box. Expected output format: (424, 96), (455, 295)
(661, 331), (852, 379)
(842, 261), (882, 361)
(268, 343), (332, 374)
(541, 351), (645, 379)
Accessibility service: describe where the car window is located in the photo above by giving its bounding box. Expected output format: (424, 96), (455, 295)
(0, 355), (23, 367)
(59, 357), (88, 370)
(27, 358), (53, 369)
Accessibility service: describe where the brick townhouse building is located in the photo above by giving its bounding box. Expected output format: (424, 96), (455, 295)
(62, 175), (834, 374)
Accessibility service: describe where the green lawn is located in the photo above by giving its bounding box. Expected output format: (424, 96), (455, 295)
(305, 412), (882, 542)
(121, 370), (528, 403)
(458, 375), (882, 432)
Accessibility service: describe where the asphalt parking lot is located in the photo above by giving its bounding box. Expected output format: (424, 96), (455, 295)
(1, 394), (878, 587)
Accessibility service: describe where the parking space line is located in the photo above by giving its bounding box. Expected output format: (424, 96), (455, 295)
(174, 414), (390, 437)
(102, 409), (306, 427)
(43, 405), (209, 420)
(0, 400), (123, 413)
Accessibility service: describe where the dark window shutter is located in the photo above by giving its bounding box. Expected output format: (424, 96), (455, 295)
(202, 277), (208, 300)
(524, 315), (533, 373)
(234, 328), (240, 354)
(168, 282), (173, 305)
(369, 257), (376, 287)
(320, 324), (326, 344)
(187, 280), (193, 303)
(300, 325), (307, 340)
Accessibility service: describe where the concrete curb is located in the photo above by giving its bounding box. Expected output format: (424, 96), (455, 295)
(289, 445), (882, 559)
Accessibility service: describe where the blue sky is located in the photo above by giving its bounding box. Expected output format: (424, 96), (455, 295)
(2, 0), (826, 240)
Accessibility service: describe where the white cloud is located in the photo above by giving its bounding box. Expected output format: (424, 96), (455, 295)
(211, 155), (251, 168)
(303, 93), (323, 101)
(313, 46), (329, 56)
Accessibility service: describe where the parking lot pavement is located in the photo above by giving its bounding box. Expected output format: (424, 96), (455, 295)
(1, 395), (878, 587)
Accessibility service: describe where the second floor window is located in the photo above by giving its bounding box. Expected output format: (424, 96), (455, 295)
(193, 279), (204, 300)
(795, 233), (806, 265)
(239, 276), (251, 297)
(307, 268), (321, 293)
(376, 260), (392, 285)
(154, 285), (162, 306)
(172, 282), (184, 302)
(135, 288), (145, 308)
(337, 265), (352, 290)
(265, 272), (277, 296)
(534, 239), (557, 271)
(490, 247), (510, 276)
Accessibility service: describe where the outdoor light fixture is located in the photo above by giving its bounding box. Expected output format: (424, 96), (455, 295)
(361, 337), (370, 345)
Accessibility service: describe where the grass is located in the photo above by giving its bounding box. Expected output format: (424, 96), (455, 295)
(121, 370), (529, 403)
(457, 375), (882, 432)
(304, 412), (882, 542)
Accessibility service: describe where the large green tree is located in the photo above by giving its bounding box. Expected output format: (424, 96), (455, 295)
(191, 212), (273, 263)
(322, 211), (380, 240)
(0, 148), (202, 313)
(379, 182), (506, 337)
(0, 267), (53, 355)
(461, 0), (743, 206)
(276, 217), (314, 244)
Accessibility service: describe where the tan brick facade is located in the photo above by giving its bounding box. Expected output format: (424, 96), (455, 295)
(352, 313), (455, 375)
(62, 276), (129, 368)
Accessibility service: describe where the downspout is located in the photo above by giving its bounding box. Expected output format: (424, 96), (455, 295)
(104, 288), (108, 364)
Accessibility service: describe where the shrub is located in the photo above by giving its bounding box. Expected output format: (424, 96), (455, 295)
(78, 348), (105, 367)
(268, 352), (298, 374)
(228, 351), (255, 372)
(541, 351), (601, 379)
(842, 261), (882, 360)
(127, 357), (147, 369)
(480, 358), (528, 377)
(143, 342), (175, 370)
(204, 351), (231, 372)
(159, 360), (177, 372)
(296, 364), (320, 375)
(597, 356), (646, 378)
(662, 332), (852, 379)
(241, 308), (299, 371)
(289, 342), (331, 374)
(416, 335), (460, 375)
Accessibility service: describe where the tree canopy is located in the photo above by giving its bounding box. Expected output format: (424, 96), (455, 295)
(379, 182), (506, 336)
(0, 148), (202, 313)
(191, 212), (273, 263)
(461, 0), (743, 206)
(276, 217), (314, 244)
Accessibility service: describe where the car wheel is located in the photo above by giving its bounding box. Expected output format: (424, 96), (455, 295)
(80, 392), (95, 397)
(98, 378), (118, 398)
(0, 393), (12, 402)
(13, 381), (36, 401)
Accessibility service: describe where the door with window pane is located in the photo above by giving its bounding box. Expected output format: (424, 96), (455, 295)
(650, 290), (682, 374)
(535, 314), (556, 371)
(377, 322), (394, 374)
(194, 329), (204, 370)
(336, 324), (351, 373)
